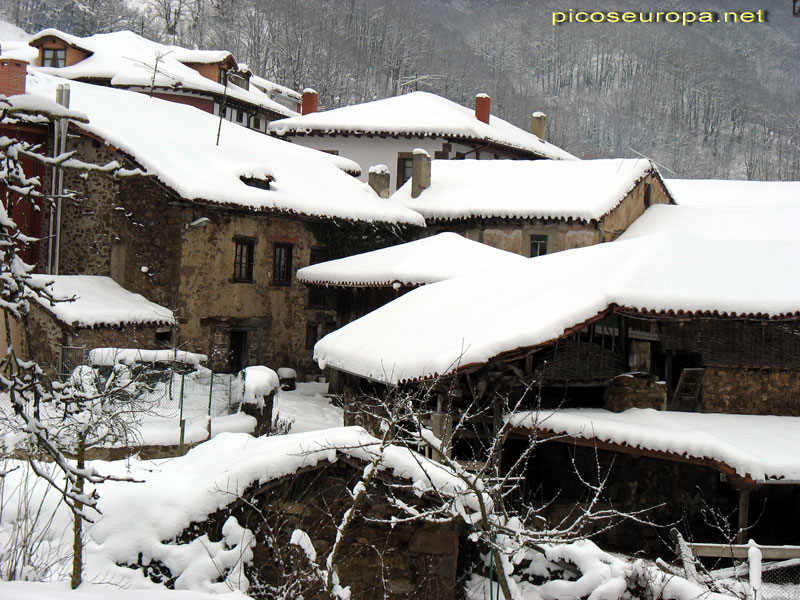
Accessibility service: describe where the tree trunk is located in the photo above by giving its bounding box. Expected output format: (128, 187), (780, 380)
(71, 439), (85, 589)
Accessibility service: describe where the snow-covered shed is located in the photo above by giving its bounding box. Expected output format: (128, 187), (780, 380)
(391, 158), (674, 256)
(26, 28), (298, 132)
(25, 275), (176, 379)
(268, 91), (576, 189)
(297, 232), (527, 330)
(20, 70), (424, 376)
(665, 178), (800, 207)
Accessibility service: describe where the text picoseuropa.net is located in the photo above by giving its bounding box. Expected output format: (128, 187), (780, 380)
(552, 10), (768, 26)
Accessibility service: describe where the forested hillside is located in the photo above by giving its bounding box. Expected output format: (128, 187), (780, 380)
(8, 0), (800, 179)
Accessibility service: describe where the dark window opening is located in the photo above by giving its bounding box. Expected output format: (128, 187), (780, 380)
(320, 149), (339, 156)
(396, 153), (413, 189)
(155, 328), (172, 343)
(644, 183), (652, 209)
(530, 234), (548, 258)
(251, 117), (261, 130)
(273, 243), (293, 285)
(218, 67), (227, 84)
(235, 109), (244, 123)
(240, 176), (272, 190)
(305, 323), (320, 349)
(234, 237), (255, 282)
(308, 248), (332, 308)
(229, 329), (249, 373)
(42, 48), (66, 68)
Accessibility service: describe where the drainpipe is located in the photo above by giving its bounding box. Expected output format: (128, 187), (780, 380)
(52, 84), (70, 274)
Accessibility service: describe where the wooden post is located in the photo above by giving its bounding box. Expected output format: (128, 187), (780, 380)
(737, 488), (751, 545)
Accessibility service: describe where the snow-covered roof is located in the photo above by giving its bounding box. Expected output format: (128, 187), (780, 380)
(297, 232), (527, 288)
(392, 158), (660, 222)
(269, 91), (577, 161)
(509, 408), (800, 483)
(26, 28), (297, 118)
(248, 72), (301, 101)
(24, 72), (425, 225)
(314, 222), (800, 383)
(665, 178), (800, 207)
(29, 274), (176, 328)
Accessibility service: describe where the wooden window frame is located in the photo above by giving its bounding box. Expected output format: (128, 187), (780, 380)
(396, 152), (414, 190)
(530, 234), (548, 258)
(273, 243), (293, 286)
(42, 48), (66, 68)
(233, 237), (256, 283)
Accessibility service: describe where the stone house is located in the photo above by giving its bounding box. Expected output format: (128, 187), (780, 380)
(268, 90), (576, 189)
(26, 28), (299, 133)
(312, 202), (800, 551)
(9, 66), (423, 377)
(391, 156), (675, 257)
(25, 275), (176, 378)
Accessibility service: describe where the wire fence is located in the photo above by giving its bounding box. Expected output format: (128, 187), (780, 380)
(133, 369), (245, 447)
(762, 560), (800, 600)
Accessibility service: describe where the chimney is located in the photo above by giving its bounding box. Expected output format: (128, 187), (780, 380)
(0, 59), (28, 97)
(368, 164), (390, 198)
(530, 111), (547, 140)
(411, 148), (431, 199)
(301, 88), (318, 115)
(475, 93), (490, 124)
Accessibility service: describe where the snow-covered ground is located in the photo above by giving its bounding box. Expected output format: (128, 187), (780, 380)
(274, 382), (343, 433)
(0, 581), (249, 600)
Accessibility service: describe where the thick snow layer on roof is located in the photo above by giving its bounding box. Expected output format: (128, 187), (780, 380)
(0, 20), (29, 41)
(297, 232), (527, 287)
(393, 158), (653, 222)
(0, 40), (38, 62)
(0, 429), (477, 590)
(509, 408), (800, 482)
(269, 91), (577, 161)
(29, 274), (175, 328)
(248, 72), (301, 100)
(666, 178), (800, 206)
(25, 72), (424, 225)
(29, 28), (297, 118)
(4, 92), (87, 121)
(315, 231), (800, 383)
(619, 203), (800, 243)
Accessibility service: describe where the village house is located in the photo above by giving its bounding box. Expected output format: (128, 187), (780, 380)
(268, 90), (576, 189)
(1, 58), (424, 377)
(392, 156), (675, 256)
(297, 232), (526, 328)
(312, 201), (800, 552)
(25, 28), (299, 133)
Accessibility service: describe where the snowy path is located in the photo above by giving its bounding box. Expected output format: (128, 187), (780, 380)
(273, 382), (344, 433)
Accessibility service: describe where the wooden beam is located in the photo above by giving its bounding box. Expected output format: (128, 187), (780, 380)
(690, 543), (800, 560)
(737, 488), (751, 545)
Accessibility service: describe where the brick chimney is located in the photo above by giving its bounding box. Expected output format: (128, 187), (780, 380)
(0, 59), (28, 97)
(368, 164), (390, 198)
(411, 148), (431, 199)
(301, 88), (318, 115)
(530, 111), (547, 140)
(475, 93), (490, 124)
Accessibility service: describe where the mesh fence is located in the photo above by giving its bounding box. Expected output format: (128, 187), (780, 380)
(132, 369), (245, 446)
(762, 560), (800, 600)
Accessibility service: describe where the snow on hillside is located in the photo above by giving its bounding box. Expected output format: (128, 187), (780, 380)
(0, 19), (28, 40)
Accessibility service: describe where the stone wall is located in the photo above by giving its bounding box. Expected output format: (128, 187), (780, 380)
(701, 366), (800, 415)
(166, 461), (461, 599)
(603, 373), (667, 412)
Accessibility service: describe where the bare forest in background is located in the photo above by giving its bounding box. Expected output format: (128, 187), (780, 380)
(8, 0), (800, 179)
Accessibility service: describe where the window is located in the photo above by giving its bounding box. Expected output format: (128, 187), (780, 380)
(396, 153), (413, 189)
(308, 248), (331, 308)
(155, 328), (172, 343)
(235, 109), (244, 123)
(530, 234), (548, 258)
(233, 237), (255, 282)
(218, 67), (227, 84)
(305, 323), (320, 349)
(273, 243), (293, 285)
(240, 176), (272, 190)
(251, 116), (261, 130)
(42, 48), (66, 68)
(644, 183), (652, 209)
